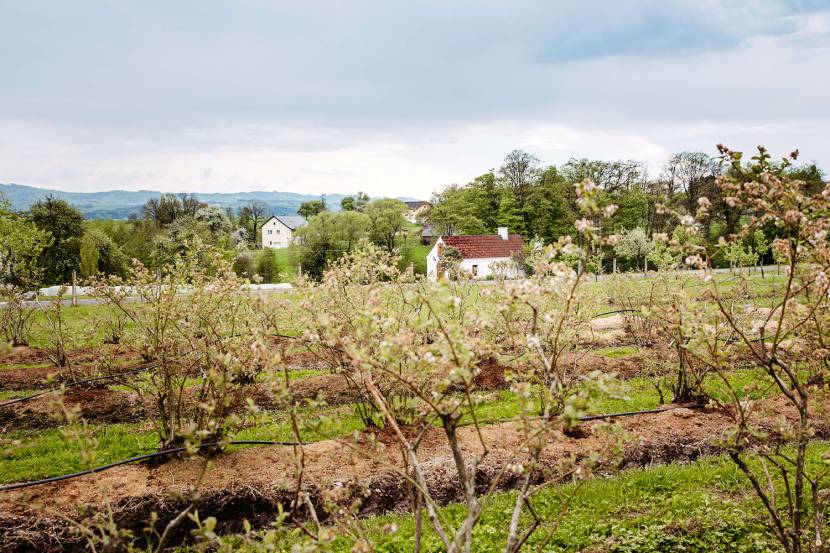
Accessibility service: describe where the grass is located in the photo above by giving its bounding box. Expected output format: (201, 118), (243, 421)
(0, 366), (775, 484)
(24, 304), (132, 349)
(267, 247), (298, 283)
(0, 389), (37, 400)
(0, 424), (157, 484)
(315, 447), (795, 553)
(597, 345), (638, 358)
(197, 443), (830, 552)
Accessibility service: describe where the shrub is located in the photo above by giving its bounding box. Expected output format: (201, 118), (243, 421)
(90, 250), (262, 451)
(254, 249), (280, 283)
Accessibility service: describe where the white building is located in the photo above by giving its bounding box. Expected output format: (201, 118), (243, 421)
(426, 227), (524, 280)
(404, 201), (430, 223)
(261, 215), (307, 249)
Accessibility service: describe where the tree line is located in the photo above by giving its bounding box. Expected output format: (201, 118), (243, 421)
(425, 149), (825, 270)
(0, 190), (420, 291)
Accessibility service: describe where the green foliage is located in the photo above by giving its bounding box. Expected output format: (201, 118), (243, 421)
(79, 232), (100, 278)
(254, 248), (280, 283)
(141, 193), (206, 227)
(28, 195), (85, 284)
(0, 197), (50, 290)
(291, 210), (369, 279)
(426, 184), (487, 235)
(150, 216), (210, 269)
(497, 188), (524, 236)
(232, 250), (255, 279)
(340, 195), (355, 211)
(298, 199), (327, 219)
(363, 198), (407, 252)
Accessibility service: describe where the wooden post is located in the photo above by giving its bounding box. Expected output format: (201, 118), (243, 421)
(71, 270), (77, 307)
(612, 257), (617, 274)
(643, 258), (648, 275)
(156, 268), (162, 299)
(577, 260), (582, 275)
(297, 263), (302, 279)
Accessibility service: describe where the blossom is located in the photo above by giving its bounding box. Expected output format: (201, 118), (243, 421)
(680, 215), (695, 226)
(652, 233), (669, 243)
(603, 204), (618, 217)
(575, 218), (593, 233)
(697, 197), (711, 210)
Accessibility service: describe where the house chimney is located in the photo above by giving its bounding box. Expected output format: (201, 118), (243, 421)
(497, 227), (508, 240)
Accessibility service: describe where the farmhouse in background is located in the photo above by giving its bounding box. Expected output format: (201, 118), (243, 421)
(404, 200), (430, 223)
(261, 215), (307, 248)
(426, 227), (524, 280)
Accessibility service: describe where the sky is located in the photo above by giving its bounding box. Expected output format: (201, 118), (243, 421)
(1, 0), (828, 199)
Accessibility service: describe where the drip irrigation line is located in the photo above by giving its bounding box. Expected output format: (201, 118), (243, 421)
(0, 440), (307, 492)
(0, 405), (691, 492)
(592, 308), (640, 318)
(577, 405), (679, 421)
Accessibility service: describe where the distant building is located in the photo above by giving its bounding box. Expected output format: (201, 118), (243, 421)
(426, 227), (524, 280)
(261, 215), (307, 249)
(404, 200), (430, 223)
(421, 225), (437, 245)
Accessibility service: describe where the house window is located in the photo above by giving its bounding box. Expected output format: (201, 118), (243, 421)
(471, 264), (478, 276)
(269, 240), (272, 245)
(437, 243), (444, 256)
(268, 229), (273, 235)
(276, 229), (281, 234)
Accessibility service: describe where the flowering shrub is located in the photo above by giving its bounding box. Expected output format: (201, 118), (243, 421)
(672, 145), (830, 553)
(90, 251), (263, 451)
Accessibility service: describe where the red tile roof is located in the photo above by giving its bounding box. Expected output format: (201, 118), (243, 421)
(441, 234), (524, 259)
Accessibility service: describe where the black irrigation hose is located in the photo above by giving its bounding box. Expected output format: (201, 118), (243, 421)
(577, 405), (678, 421)
(0, 440), (306, 492)
(0, 406), (686, 493)
(592, 308), (640, 318)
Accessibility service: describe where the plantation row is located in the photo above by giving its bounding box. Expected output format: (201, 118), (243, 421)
(1, 148), (829, 552)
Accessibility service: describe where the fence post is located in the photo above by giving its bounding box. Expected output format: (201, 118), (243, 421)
(71, 270), (77, 307)
(156, 268), (162, 299)
(612, 257), (617, 274)
(643, 258), (648, 276)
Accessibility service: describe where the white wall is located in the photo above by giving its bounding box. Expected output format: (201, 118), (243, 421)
(426, 239), (443, 279)
(459, 257), (520, 279)
(426, 239), (521, 280)
(261, 218), (293, 249)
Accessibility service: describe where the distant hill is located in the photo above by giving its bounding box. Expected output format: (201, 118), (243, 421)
(0, 183), (421, 219)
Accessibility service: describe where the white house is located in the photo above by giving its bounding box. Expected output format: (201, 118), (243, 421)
(404, 200), (430, 223)
(261, 215), (307, 249)
(426, 227), (524, 280)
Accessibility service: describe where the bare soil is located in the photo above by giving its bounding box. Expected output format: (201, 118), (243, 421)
(0, 386), (145, 430)
(0, 347), (141, 391)
(1, 395), (820, 552)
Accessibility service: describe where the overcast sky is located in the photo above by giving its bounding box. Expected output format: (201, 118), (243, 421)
(1, 1), (828, 199)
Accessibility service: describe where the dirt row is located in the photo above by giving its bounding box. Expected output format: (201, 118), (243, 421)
(0, 395), (814, 552)
(0, 346), (662, 431)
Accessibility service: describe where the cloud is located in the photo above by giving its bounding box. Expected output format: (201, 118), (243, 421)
(0, 1), (827, 197)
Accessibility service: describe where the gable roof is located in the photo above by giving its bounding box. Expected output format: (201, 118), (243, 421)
(440, 234), (524, 259)
(404, 200), (430, 210)
(267, 215), (307, 231)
